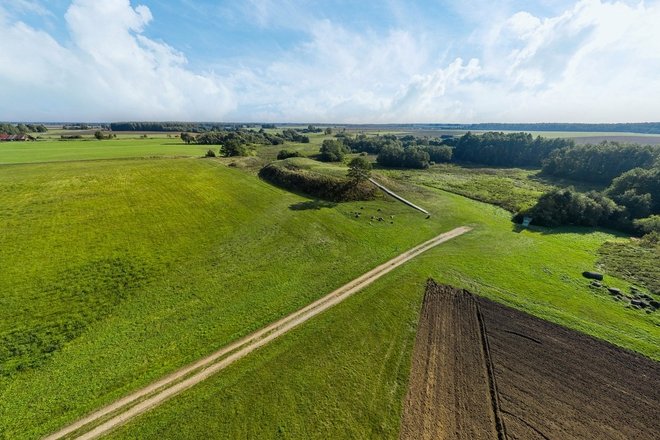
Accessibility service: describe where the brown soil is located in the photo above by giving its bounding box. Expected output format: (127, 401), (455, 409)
(399, 282), (501, 440)
(401, 281), (660, 440)
(478, 296), (660, 440)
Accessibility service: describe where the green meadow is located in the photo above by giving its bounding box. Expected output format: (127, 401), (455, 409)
(0, 138), (657, 439)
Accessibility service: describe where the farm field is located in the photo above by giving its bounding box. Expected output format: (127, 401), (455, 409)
(402, 282), (659, 440)
(399, 283), (500, 440)
(0, 138), (209, 164)
(480, 294), (659, 439)
(1, 140), (658, 439)
(82, 165), (656, 439)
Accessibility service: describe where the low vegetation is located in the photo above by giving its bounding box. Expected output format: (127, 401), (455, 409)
(599, 234), (660, 295)
(259, 159), (376, 201)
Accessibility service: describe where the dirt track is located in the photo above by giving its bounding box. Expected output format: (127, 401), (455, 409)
(45, 227), (471, 440)
(401, 282), (660, 440)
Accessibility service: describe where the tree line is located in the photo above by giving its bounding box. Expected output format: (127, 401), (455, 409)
(0, 123), (48, 134)
(109, 122), (256, 132)
(541, 141), (659, 184)
(322, 134), (452, 168)
(441, 122), (660, 134)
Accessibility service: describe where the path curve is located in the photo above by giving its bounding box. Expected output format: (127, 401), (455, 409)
(45, 226), (471, 440)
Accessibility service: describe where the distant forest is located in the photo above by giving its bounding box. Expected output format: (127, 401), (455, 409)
(109, 122), (254, 132)
(440, 122), (660, 134)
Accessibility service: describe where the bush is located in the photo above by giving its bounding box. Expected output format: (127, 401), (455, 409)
(259, 163), (376, 202)
(319, 140), (349, 162)
(205, 149), (216, 158)
(634, 215), (660, 235)
(277, 150), (302, 160)
(517, 188), (626, 229)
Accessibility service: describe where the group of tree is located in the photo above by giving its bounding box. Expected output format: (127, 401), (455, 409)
(94, 131), (116, 140)
(519, 165), (660, 235)
(323, 133), (452, 168)
(280, 129), (310, 143)
(541, 141), (659, 184)
(452, 132), (574, 167)
(0, 123), (48, 134)
(110, 122), (252, 132)
(276, 149), (302, 160)
(377, 145), (431, 169)
(300, 125), (323, 133)
(319, 139), (350, 162)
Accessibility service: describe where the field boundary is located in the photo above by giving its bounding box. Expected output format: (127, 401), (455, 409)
(45, 226), (471, 440)
(369, 178), (430, 214)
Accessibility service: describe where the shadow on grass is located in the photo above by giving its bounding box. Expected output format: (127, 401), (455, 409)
(289, 200), (337, 211)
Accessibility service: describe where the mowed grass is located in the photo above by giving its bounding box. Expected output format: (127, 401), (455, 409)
(1, 148), (658, 439)
(0, 157), (444, 439)
(108, 182), (660, 440)
(0, 138), (208, 164)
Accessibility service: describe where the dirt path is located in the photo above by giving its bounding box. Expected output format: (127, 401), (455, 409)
(45, 226), (471, 440)
(399, 282), (502, 440)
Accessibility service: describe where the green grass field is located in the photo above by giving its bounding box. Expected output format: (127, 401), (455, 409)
(1, 140), (658, 439)
(0, 138), (209, 164)
(107, 180), (659, 440)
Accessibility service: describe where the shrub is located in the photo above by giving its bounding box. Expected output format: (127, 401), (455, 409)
(634, 215), (660, 235)
(277, 150), (302, 160)
(319, 140), (349, 162)
(205, 149), (216, 158)
(259, 163), (376, 202)
(517, 188), (626, 229)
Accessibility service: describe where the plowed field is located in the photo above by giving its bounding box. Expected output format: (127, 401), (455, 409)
(401, 281), (660, 440)
(479, 296), (660, 440)
(399, 282), (502, 440)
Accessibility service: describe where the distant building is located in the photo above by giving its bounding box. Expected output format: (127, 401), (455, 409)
(0, 134), (34, 141)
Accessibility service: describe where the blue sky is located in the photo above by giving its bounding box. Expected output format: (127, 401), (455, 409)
(0, 0), (659, 122)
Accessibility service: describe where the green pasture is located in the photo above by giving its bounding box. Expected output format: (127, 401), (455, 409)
(108, 175), (659, 440)
(0, 138), (207, 164)
(0, 139), (657, 439)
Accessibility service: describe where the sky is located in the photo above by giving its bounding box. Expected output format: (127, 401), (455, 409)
(0, 0), (659, 123)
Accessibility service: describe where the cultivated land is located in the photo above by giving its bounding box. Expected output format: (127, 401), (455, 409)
(399, 283), (500, 440)
(0, 134), (658, 439)
(481, 295), (659, 439)
(401, 282), (659, 440)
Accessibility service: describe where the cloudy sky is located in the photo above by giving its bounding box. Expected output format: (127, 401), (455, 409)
(1, 0), (659, 123)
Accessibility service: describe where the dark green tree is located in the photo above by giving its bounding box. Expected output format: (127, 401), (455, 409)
(319, 139), (348, 162)
(347, 156), (372, 183)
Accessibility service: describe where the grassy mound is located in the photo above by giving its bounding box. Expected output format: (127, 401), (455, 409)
(259, 159), (377, 202)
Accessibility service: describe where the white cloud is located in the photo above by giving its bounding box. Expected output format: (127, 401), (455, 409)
(0, 0), (233, 121)
(0, 0), (659, 122)
(224, 0), (660, 123)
